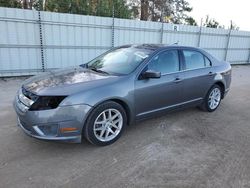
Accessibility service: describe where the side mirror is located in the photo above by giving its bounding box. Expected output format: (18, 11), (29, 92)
(141, 70), (161, 79)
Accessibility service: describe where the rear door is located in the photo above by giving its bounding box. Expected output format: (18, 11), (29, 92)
(134, 49), (185, 119)
(180, 49), (215, 103)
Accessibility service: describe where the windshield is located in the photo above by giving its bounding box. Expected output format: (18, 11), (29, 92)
(85, 47), (153, 75)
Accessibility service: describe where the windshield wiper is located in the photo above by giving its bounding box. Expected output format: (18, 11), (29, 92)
(80, 64), (110, 75)
(80, 64), (88, 68)
(88, 67), (110, 75)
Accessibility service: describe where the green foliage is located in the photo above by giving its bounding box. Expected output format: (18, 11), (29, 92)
(185, 16), (197, 26)
(0, 0), (192, 22)
(32, 0), (132, 18)
(203, 15), (224, 28)
(0, 0), (132, 18)
(45, 0), (72, 13)
(132, 0), (193, 24)
(0, 0), (22, 8)
(170, 0), (193, 24)
(113, 0), (132, 18)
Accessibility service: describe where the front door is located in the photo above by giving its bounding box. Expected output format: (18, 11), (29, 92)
(134, 49), (184, 119)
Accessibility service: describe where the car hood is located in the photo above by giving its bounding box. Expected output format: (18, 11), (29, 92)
(22, 66), (119, 96)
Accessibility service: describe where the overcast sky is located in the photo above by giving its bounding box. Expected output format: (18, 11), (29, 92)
(187, 0), (250, 31)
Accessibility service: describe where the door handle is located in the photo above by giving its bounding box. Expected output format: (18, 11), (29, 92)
(174, 77), (182, 83)
(208, 71), (213, 76)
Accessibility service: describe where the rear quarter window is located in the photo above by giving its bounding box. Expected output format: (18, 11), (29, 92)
(183, 50), (211, 70)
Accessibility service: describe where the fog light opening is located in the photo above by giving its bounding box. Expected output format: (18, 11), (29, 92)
(34, 124), (59, 136)
(33, 126), (45, 136)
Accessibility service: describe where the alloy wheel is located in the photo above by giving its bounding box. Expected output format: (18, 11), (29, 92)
(208, 87), (221, 110)
(93, 108), (123, 142)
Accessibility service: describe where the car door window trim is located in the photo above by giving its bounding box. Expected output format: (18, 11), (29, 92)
(137, 49), (181, 79)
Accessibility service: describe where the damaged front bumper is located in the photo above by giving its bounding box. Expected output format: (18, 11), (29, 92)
(13, 92), (92, 143)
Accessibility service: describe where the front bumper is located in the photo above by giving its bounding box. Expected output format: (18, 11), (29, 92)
(17, 117), (82, 142)
(14, 95), (92, 143)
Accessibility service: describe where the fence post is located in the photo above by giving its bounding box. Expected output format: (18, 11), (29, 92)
(248, 37), (250, 63)
(159, 10), (164, 44)
(38, 1), (45, 72)
(225, 28), (232, 61)
(197, 18), (203, 47)
(160, 22), (164, 44)
(111, 5), (115, 48)
(248, 50), (250, 63)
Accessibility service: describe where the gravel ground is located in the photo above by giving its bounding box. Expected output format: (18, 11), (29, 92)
(0, 65), (250, 188)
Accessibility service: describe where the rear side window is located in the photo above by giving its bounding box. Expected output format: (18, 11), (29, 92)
(183, 50), (211, 70)
(148, 50), (179, 74)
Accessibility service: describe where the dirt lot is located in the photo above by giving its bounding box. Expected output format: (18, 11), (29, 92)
(0, 65), (250, 188)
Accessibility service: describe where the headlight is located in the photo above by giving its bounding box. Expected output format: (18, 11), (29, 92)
(29, 96), (66, 111)
(18, 89), (35, 107)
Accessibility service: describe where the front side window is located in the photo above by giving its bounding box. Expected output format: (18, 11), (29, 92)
(183, 50), (211, 70)
(86, 47), (153, 75)
(148, 50), (179, 74)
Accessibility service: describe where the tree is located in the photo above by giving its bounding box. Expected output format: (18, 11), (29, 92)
(171, 0), (193, 24)
(185, 16), (197, 26)
(1, 0), (132, 19)
(130, 0), (193, 23)
(140, 0), (149, 20)
(0, 0), (33, 9)
(0, 0), (22, 8)
(203, 15), (224, 28)
(32, 0), (132, 18)
(22, 0), (33, 9)
(113, 0), (132, 18)
(230, 20), (239, 30)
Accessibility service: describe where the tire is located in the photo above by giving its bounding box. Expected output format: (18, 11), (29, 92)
(83, 101), (127, 146)
(200, 84), (222, 112)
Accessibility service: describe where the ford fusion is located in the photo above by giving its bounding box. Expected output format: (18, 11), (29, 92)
(14, 44), (231, 146)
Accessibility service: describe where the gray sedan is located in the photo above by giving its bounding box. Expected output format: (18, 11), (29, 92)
(13, 44), (231, 146)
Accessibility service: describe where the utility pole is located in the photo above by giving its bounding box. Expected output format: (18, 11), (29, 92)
(197, 18), (203, 47)
(111, 4), (115, 48)
(160, 4), (164, 44)
(225, 20), (232, 61)
(38, 0), (45, 71)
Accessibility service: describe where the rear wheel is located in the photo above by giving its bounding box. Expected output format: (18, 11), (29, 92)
(200, 84), (222, 112)
(83, 101), (127, 146)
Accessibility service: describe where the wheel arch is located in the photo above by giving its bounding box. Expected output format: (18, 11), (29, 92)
(108, 98), (132, 125)
(214, 81), (225, 99)
(87, 98), (132, 126)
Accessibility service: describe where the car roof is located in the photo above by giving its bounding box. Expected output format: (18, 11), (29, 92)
(118, 44), (166, 51)
(118, 44), (202, 51)
(116, 44), (220, 65)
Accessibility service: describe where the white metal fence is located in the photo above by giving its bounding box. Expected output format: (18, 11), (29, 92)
(0, 7), (250, 77)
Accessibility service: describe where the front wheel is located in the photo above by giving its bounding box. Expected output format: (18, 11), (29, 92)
(83, 101), (127, 146)
(200, 84), (222, 112)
